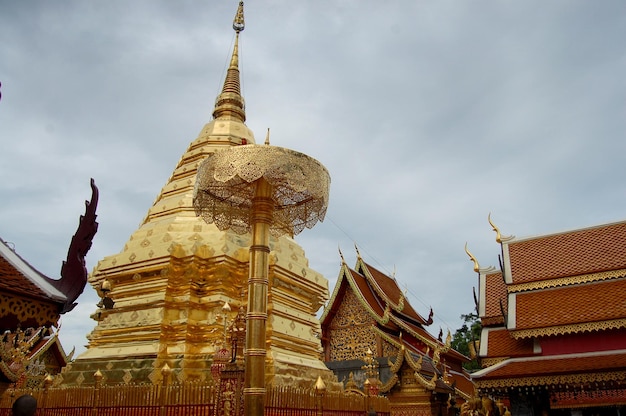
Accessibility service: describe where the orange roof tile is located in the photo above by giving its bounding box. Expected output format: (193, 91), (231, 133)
(507, 222), (626, 284)
(482, 271), (506, 325)
(473, 349), (626, 380)
(485, 327), (534, 358)
(362, 262), (428, 325)
(514, 278), (626, 330)
(348, 268), (387, 317)
(0, 245), (52, 300)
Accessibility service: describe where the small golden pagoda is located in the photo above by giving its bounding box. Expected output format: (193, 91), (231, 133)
(60, 2), (334, 388)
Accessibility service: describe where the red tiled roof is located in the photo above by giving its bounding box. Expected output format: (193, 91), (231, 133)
(507, 222), (626, 284)
(514, 278), (626, 330)
(348, 268), (386, 318)
(362, 262), (428, 325)
(473, 349), (626, 380)
(485, 327), (534, 358)
(0, 252), (50, 299)
(482, 271), (506, 326)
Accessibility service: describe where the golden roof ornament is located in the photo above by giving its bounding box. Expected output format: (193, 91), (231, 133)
(488, 213), (514, 243)
(338, 246), (346, 264)
(464, 242), (480, 273)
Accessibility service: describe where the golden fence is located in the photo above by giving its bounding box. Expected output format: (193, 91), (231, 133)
(0, 383), (390, 416)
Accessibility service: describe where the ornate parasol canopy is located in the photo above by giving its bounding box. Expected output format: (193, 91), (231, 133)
(193, 144), (330, 237)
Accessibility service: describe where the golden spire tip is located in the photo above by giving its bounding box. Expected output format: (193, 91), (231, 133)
(233, 1), (245, 33)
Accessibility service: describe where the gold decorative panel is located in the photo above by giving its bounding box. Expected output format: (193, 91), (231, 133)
(328, 290), (376, 361)
(0, 294), (58, 326)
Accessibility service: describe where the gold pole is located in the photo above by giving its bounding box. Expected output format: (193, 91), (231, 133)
(244, 177), (273, 416)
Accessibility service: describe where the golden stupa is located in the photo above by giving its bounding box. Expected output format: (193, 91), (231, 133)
(60, 2), (334, 388)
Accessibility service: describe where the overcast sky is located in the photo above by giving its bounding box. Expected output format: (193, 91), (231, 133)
(1, 1), (625, 357)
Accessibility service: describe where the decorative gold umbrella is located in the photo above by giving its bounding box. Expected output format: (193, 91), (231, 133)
(193, 140), (330, 416)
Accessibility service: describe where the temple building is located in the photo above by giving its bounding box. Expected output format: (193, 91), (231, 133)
(0, 181), (98, 393)
(321, 247), (475, 415)
(59, 3), (335, 388)
(470, 218), (626, 414)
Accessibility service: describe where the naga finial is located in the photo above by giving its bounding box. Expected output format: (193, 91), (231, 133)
(354, 243), (362, 259)
(465, 242), (480, 273)
(338, 246), (345, 263)
(233, 1), (245, 33)
(488, 213), (513, 243)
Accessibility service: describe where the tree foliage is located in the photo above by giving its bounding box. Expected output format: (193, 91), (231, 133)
(450, 312), (482, 372)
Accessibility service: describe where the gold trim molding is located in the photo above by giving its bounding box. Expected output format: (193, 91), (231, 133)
(475, 370), (626, 390)
(508, 269), (626, 293)
(511, 318), (626, 339)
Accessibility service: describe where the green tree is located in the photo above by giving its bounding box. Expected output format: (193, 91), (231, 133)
(450, 312), (482, 372)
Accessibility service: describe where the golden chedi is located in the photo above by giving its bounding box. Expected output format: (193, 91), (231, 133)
(59, 2), (333, 388)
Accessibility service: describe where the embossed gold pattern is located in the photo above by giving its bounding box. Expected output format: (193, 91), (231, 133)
(0, 294), (59, 326)
(327, 291), (376, 361)
(508, 269), (626, 293)
(511, 317), (626, 339)
(194, 144), (330, 237)
(475, 369), (626, 390)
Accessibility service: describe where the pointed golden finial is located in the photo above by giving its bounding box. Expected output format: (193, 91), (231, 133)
(488, 213), (514, 243)
(354, 243), (362, 259)
(315, 375), (326, 392)
(338, 246), (345, 263)
(265, 128), (270, 145)
(233, 1), (245, 33)
(465, 242), (480, 273)
(212, 1), (246, 123)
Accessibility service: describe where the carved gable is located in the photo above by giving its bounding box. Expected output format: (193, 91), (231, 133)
(327, 289), (376, 361)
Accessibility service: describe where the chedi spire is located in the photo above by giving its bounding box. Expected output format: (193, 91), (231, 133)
(213, 1), (246, 122)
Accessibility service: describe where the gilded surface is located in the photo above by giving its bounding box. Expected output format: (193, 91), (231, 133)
(194, 144), (330, 237)
(511, 317), (626, 339)
(475, 369), (626, 390)
(0, 294), (58, 327)
(67, 115), (332, 386)
(508, 268), (626, 293)
(327, 290), (376, 361)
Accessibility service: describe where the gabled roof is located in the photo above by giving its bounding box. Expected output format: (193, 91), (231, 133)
(504, 220), (626, 284)
(0, 326), (72, 383)
(357, 259), (430, 326)
(0, 239), (66, 302)
(321, 250), (467, 361)
(0, 179), (98, 316)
